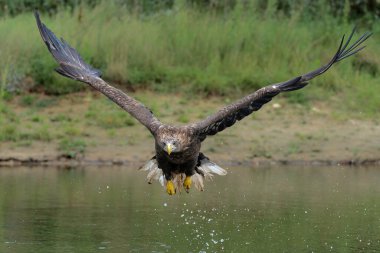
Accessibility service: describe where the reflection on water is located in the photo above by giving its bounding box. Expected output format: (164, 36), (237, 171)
(0, 166), (380, 252)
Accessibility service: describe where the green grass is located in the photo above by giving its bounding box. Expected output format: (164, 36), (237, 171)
(19, 94), (37, 106)
(0, 122), (52, 142)
(58, 138), (87, 159)
(0, 1), (378, 116)
(85, 98), (136, 128)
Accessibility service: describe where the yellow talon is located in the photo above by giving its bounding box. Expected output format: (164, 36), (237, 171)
(166, 180), (176, 195)
(183, 176), (192, 193)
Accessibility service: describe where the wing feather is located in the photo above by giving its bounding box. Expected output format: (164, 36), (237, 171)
(35, 12), (161, 134)
(192, 28), (371, 141)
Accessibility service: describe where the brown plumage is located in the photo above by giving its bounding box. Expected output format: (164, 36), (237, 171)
(35, 12), (371, 195)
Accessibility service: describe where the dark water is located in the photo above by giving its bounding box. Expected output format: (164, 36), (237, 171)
(0, 166), (380, 253)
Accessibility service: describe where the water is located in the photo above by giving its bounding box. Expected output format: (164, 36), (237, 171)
(0, 166), (379, 253)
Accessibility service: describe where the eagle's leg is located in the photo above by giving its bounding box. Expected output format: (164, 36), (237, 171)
(183, 160), (197, 193)
(166, 180), (176, 195)
(183, 175), (192, 193)
(163, 169), (176, 195)
(157, 158), (176, 195)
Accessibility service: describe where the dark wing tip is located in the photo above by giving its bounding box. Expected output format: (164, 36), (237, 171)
(35, 11), (101, 81)
(34, 11), (47, 45)
(34, 10), (39, 21)
(301, 27), (371, 82)
(336, 28), (372, 62)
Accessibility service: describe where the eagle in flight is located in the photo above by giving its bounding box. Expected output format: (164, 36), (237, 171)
(35, 12), (371, 195)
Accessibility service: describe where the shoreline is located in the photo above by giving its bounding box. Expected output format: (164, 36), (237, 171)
(1, 156), (379, 167)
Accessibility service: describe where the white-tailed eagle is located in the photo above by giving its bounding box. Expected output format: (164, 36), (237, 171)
(35, 12), (371, 195)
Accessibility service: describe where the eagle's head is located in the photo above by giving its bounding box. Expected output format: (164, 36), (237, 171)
(156, 126), (194, 155)
(161, 139), (179, 155)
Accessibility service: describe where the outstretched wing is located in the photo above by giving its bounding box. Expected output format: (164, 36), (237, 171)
(192, 28), (371, 141)
(35, 12), (162, 134)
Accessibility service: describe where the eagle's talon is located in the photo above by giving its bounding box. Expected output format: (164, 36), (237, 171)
(166, 180), (176, 195)
(183, 176), (192, 193)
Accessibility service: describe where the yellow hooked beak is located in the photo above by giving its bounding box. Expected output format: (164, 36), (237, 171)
(165, 143), (173, 155)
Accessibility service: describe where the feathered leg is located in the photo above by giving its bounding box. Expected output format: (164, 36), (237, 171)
(141, 156), (176, 195)
(166, 180), (176, 195)
(183, 176), (192, 193)
(163, 168), (175, 195)
(182, 160), (197, 193)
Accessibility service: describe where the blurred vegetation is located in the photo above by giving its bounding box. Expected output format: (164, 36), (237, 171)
(58, 138), (87, 158)
(0, 0), (378, 19)
(0, 0), (378, 117)
(85, 99), (136, 128)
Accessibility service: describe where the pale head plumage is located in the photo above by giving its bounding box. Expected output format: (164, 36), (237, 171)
(155, 125), (195, 155)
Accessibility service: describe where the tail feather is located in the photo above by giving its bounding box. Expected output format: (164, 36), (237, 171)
(159, 175), (165, 187)
(146, 167), (161, 184)
(192, 173), (205, 191)
(139, 159), (156, 171)
(198, 157), (227, 180)
(172, 174), (184, 193)
(140, 159), (161, 184)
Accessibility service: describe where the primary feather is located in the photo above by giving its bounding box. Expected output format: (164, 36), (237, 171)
(35, 12), (101, 80)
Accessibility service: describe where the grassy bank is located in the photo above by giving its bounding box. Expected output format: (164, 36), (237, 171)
(0, 2), (378, 114)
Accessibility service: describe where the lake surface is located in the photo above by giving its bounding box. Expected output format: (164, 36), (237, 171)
(0, 165), (379, 253)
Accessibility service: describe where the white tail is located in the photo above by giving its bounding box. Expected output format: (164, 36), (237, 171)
(139, 156), (227, 192)
(139, 159), (160, 184)
(197, 158), (227, 180)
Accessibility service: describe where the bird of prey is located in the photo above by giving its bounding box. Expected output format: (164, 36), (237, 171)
(35, 12), (371, 195)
